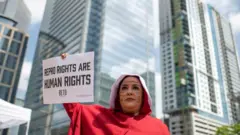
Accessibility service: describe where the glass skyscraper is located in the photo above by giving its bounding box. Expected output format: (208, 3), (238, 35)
(23, 0), (160, 135)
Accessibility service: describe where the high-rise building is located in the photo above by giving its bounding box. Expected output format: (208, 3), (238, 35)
(0, 15), (29, 135)
(208, 5), (240, 124)
(159, 0), (240, 134)
(0, 17), (29, 104)
(0, 1), (31, 135)
(0, 0), (31, 32)
(23, 0), (159, 135)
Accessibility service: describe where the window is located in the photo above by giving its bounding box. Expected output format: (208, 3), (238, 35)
(0, 86), (9, 100)
(1, 70), (13, 85)
(0, 52), (5, 66)
(0, 37), (9, 51)
(13, 31), (23, 41)
(9, 41), (21, 55)
(6, 55), (17, 69)
(3, 27), (12, 37)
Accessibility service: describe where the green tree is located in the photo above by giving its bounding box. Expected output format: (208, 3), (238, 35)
(216, 124), (240, 135)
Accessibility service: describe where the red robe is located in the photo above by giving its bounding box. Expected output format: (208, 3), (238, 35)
(64, 74), (170, 135)
(63, 103), (169, 135)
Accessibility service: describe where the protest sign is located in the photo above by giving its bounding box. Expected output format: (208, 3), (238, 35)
(42, 52), (94, 104)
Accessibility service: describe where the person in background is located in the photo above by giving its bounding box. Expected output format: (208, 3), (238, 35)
(61, 53), (170, 135)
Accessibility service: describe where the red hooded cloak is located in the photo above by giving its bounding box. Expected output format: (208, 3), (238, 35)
(63, 74), (170, 135)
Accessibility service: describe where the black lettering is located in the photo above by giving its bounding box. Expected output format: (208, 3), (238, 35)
(59, 89), (67, 96)
(54, 78), (57, 88)
(63, 89), (67, 95)
(76, 75), (81, 85)
(53, 67), (56, 74)
(71, 76), (76, 86)
(86, 62), (91, 70)
(44, 77), (61, 89)
(57, 66), (61, 74)
(83, 63), (87, 71)
(78, 63), (83, 71)
(62, 65), (68, 73)
(86, 74), (91, 85)
(81, 75), (86, 84)
(62, 75), (92, 86)
(49, 78), (54, 88)
(44, 79), (49, 88)
(64, 76), (69, 86)
(57, 77), (62, 87)
(73, 64), (76, 72)
(57, 64), (76, 74)
(44, 67), (55, 76)
(44, 69), (48, 76)
(59, 90), (62, 96)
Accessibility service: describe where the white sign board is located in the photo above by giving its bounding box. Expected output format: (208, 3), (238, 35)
(42, 52), (94, 104)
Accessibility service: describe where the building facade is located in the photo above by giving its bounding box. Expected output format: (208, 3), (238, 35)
(0, 16), (29, 135)
(207, 6), (240, 124)
(159, 0), (240, 134)
(0, 16), (28, 103)
(0, 0), (31, 32)
(23, 0), (159, 135)
(0, 1), (30, 135)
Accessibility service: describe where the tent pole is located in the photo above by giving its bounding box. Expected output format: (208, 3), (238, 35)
(25, 122), (30, 135)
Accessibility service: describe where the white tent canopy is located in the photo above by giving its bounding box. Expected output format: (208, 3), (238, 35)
(0, 99), (31, 134)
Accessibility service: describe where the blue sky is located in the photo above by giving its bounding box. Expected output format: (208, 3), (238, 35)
(16, 0), (240, 99)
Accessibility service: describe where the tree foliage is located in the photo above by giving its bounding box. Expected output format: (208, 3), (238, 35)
(216, 124), (240, 135)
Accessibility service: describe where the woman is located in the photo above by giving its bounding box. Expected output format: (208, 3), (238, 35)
(62, 54), (169, 135)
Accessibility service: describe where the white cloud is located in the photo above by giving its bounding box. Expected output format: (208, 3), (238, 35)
(229, 13), (240, 33)
(201, 0), (239, 15)
(18, 61), (32, 92)
(201, 0), (240, 34)
(24, 0), (47, 23)
(109, 58), (155, 79)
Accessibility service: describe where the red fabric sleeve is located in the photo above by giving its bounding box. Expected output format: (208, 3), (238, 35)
(63, 103), (82, 135)
(162, 123), (170, 135)
(63, 103), (81, 118)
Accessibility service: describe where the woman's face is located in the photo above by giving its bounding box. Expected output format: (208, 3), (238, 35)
(119, 76), (143, 115)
